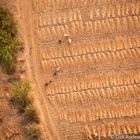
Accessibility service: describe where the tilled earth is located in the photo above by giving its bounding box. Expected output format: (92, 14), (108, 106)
(1, 0), (140, 140)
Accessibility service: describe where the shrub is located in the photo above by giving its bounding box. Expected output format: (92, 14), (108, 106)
(11, 80), (40, 138)
(0, 7), (17, 37)
(0, 7), (18, 73)
(25, 125), (40, 139)
(25, 105), (39, 123)
(11, 80), (31, 112)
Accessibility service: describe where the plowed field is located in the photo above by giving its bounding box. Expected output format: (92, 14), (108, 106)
(1, 0), (140, 140)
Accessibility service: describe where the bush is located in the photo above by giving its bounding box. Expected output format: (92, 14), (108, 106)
(11, 81), (31, 112)
(0, 7), (18, 73)
(0, 7), (17, 34)
(25, 105), (39, 123)
(25, 125), (40, 139)
(11, 80), (40, 138)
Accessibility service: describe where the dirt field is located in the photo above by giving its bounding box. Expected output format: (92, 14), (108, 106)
(1, 0), (140, 140)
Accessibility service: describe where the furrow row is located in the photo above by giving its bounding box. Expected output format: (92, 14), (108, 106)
(90, 2), (140, 19)
(41, 35), (140, 60)
(41, 47), (140, 70)
(37, 0), (90, 11)
(38, 9), (81, 27)
(41, 59), (140, 79)
(37, 16), (140, 42)
(36, 0), (139, 12)
(47, 83), (140, 106)
(37, 3), (140, 27)
(85, 117), (140, 139)
(46, 71), (140, 95)
(58, 102), (140, 123)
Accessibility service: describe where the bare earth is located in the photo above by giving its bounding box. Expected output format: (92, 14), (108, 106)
(1, 0), (140, 140)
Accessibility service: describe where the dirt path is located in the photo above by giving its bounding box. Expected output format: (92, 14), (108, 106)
(15, 0), (60, 139)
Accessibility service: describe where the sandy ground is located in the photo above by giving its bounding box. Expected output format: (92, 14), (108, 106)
(1, 0), (140, 140)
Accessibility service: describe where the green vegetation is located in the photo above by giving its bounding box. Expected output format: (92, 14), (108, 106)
(11, 80), (31, 112)
(1, 7), (41, 139)
(11, 80), (39, 123)
(25, 125), (40, 139)
(11, 81), (40, 139)
(0, 7), (18, 73)
(25, 105), (39, 123)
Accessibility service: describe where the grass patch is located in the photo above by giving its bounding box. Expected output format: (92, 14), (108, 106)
(0, 7), (18, 73)
(11, 81), (40, 139)
(11, 80), (31, 113)
(11, 80), (39, 122)
(25, 125), (40, 139)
